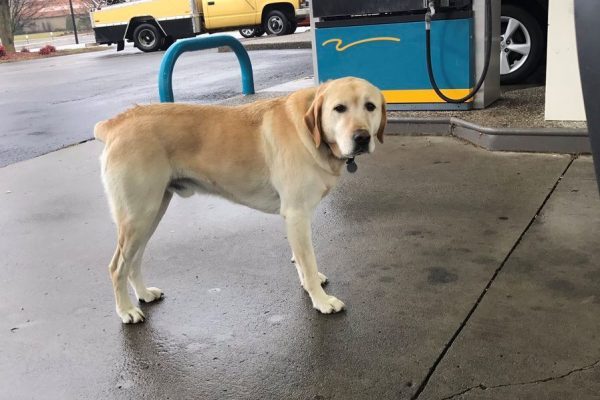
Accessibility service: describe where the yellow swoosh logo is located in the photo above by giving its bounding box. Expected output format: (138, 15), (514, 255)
(322, 37), (401, 52)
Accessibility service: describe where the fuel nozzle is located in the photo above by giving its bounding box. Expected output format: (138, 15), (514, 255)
(428, 0), (437, 16)
(425, 1), (437, 30)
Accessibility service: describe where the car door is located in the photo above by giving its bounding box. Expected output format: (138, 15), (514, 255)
(203, 0), (258, 29)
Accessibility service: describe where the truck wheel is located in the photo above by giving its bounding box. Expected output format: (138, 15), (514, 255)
(239, 28), (257, 38)
(133, 23), (163, 52)
(287, 20), (297, 34)
(264, 10), (291, 36)
(161, 36), (174, 51)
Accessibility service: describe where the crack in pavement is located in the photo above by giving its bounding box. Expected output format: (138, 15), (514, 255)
(410, 157), (577, 400)
(440, 359), (600, 400)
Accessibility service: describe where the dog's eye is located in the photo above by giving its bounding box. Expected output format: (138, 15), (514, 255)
(334, 104), (347, 113)
(365, 102), (376, 112)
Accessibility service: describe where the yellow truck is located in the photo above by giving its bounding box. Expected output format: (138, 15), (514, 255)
(91, 0), (309, 52)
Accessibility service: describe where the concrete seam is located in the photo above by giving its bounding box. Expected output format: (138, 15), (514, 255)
(439, 359), (600, 400)
(410, 156), (578, 400)
(0, 137), (96, 169)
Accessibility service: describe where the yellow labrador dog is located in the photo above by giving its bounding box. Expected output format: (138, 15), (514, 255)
(95, 77), (386, 323)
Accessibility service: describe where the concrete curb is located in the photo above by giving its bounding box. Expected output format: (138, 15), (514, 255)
(386, 117), (591, 153)
(218, 89), (590, 154)
(218, 41), (311, 52)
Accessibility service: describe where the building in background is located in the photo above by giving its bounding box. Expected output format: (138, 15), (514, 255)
(20, 0), (93, 34)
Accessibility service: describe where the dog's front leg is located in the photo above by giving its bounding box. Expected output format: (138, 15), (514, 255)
(291, 252), (328, 287)
(284, 210), (344, 314)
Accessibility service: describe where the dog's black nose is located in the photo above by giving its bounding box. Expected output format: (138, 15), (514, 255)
(353, 130), (371, 148)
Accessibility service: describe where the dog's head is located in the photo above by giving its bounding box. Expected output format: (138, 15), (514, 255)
(304, 77), (387, 158)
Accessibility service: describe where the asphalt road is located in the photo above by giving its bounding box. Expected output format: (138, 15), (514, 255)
(0, 45), (312, 167)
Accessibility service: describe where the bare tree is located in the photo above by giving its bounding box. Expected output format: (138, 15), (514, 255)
(79, 1), (125, 11)
(81, 0), (124, 8)
(81, 0), (102, 9)
(9, 0), (44, 35)
(0, 0), (13, 52)
(0, 0), (43, 52)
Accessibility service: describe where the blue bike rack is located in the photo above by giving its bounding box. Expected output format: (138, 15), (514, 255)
(158, 35), (255, 103)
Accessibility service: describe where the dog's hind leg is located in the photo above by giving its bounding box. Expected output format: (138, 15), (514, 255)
(128, 191), (172, 303)
(107, 237), (144, 324)
(102, 155), (171, 323)
(109, 194), (168, 323)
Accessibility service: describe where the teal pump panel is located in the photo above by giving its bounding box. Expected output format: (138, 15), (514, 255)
(314, 13), (474, 110)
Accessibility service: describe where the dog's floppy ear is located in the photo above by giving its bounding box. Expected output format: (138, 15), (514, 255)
(377, 93), (387, 144)
(304, 85), (327, 148)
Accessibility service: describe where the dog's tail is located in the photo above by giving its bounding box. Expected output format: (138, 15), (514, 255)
(93, 120), (109, 143)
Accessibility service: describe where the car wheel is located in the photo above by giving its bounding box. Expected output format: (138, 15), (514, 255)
(239, 28), (256, 38)
(500, 5), (545, 84)
(264, 10), (291, 36)
(133, 23), (163, 52)
(254, 27), (265, 37)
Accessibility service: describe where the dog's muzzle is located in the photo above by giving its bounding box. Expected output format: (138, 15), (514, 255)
(353, 129), (371, 155)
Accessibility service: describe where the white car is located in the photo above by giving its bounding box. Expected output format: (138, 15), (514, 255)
(500, 0), (548, 84)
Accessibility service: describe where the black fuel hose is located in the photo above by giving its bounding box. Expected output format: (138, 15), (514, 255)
(425, 0), (492, 103)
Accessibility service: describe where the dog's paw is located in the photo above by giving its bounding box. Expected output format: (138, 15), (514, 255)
(312, 295), (345, 314)
(137, 287), (164, 303)
(318, 272), (328, 286)
(118, 306), (145, 324)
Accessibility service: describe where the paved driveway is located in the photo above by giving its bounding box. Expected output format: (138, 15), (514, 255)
(0, 46), (312, 167)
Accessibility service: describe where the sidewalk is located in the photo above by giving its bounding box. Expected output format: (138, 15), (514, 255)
(12, 29), (312, 53)
(1, 112), (598, 399)
(422, 156), (600, 399)
(14, 32), (97, 52)
(220, 30), (312, 52)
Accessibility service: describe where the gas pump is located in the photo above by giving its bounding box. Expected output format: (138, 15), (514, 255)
(310, 0), (501, 110)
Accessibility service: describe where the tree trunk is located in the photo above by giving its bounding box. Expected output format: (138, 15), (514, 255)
(0, 0), (15, 52)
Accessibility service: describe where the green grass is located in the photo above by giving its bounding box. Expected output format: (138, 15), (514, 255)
(14, 31), (68, 41)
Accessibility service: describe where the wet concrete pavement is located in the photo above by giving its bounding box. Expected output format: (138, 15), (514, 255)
(0, 46), (311, 167)
(421, 157), (600, 400)
(2, 134), (598, 399)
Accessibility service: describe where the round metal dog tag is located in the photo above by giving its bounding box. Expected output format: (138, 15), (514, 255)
(346, 158), (358, 173)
